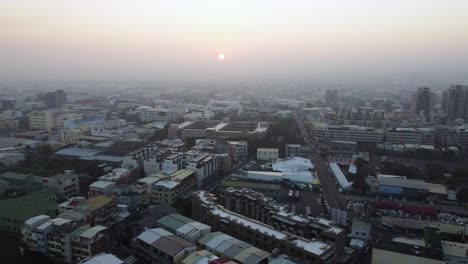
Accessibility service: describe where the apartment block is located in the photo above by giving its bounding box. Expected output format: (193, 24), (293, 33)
(21, 216), (109, 264)
(386, 127), (435, 145)
(218, 188), (346, 256)
(285, 144), (310, 158)
(257, 148), (279, 161)
(312, 123), (384, 143)
(192, 191), (337, 263)
(42, 171), (80, 199)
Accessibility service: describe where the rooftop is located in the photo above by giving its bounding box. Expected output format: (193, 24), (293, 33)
(82, 253), (124, 264)
(85, 195), (113, 209)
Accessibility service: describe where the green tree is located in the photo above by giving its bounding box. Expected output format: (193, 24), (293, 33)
(457, 188), (468, 203)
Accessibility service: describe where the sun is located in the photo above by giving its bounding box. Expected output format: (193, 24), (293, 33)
(218, 53), (225, 60)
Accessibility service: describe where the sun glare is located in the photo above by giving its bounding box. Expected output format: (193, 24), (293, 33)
(218, 53), (225, 60)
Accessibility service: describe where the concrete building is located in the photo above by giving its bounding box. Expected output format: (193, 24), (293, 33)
(442, 241), (468, 264)
(91, 119), (127, 136)
(411, 87), (434, 122)
(137, 106), (175, 122)
(98, 167), (140, 185)
(157, 214), (211, 243)
(192, 191), (337, 263)
(174, 120), (269, 140)
(131, 228), (197, 264)
(60, 129), (85, 144)
(285, 144), (310, 158)
(29, 109), (83, 132)
(324, 90), (338, 108)
(217, 188), (346, 256)
(150, 169), (197, 205)
(88, 181), (116, 197)
(58, 196), (117, 223)
(442, 85), (468, 119)
(21, 216), (109, 264)
(227, 141), (248, 163)
(0, 117), (19, 132)
(435, 124), (468, 147)
(312, 123), (384, 143)
(369, 174), (447, 199)
(39, 89), (68, 108)
(198, 232), (270, 264)
(386, 127), (435, 145)
(186, 153), (217, 188)
(207, 99), (243, 115)
(257, 148), (279, 161)
(42, 171), (80, 199)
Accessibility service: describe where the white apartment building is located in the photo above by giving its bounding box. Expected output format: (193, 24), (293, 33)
(312, 123), (385, 143)
(60, 129), (84, 144)
(91, 119), (127, 136)
(257, 148), (279, 161)
(186, 154), (217, 188)
(137, 106), (175, 122)
(42, 171), (80, 199)
(386, 127), (435, 145)
(207, 99), (243, 115)
(29, 110), (83, 131)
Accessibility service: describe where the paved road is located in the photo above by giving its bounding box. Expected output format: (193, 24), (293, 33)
(294, 112), (346, 210)
(314, 156), (346, 210)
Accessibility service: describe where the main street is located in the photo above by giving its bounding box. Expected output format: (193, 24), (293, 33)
(294, 112), (346, 210)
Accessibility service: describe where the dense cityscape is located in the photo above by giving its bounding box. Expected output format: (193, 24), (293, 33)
(2, 1), (468, 264)
(0, 83), (467, 264)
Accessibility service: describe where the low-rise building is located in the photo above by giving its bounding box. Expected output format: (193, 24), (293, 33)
(88, 181), (116, 197)
(98, 167), (139, 185)
(42, 171), (80, 199)
(285, 144), (310, 158)
(442, 241), (468, 264)
(60, 128), (85, 144)
(386, 127), (435, 145)
(137, 106), (175, 123)
(158, 214), (211, 243)
(192, 191), (337, 263)
(257, 148), (279, 161)
(131, 228), (197, 264)
(58, 196), (117, 223)
(198, 232), (270, 264)
(312, 123), (385, 143)
(218, 188), (346, 256)
(21, 216), (109, 263)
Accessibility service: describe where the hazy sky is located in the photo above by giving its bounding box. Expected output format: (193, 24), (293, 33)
(1, 0), (468, 82)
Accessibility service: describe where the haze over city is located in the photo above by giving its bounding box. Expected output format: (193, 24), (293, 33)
(2, 2), (468, 264)
(1, 0), (468, 83)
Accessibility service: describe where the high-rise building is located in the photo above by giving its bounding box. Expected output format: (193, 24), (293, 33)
(39, 90), (68, 108)
(411, 87), (433, 121)
(325, 89), (338, 107)
(442, 85), (468, 119)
